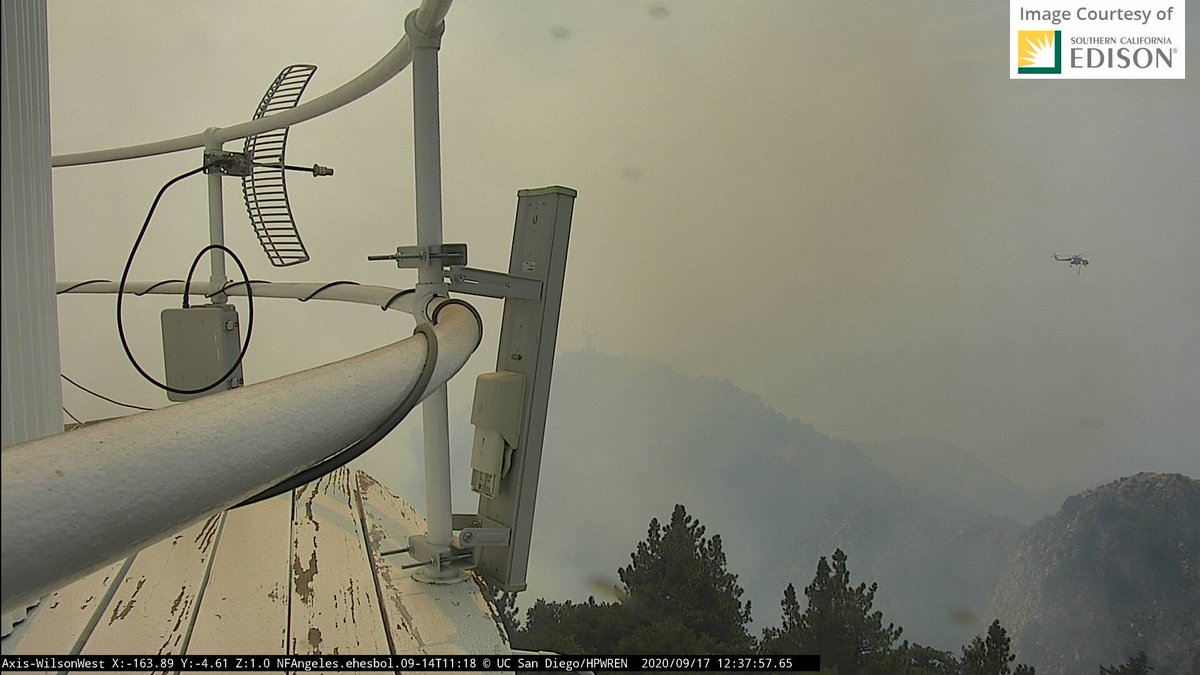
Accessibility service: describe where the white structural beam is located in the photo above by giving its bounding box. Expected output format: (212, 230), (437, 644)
(405, 8), (454, 556)
(2, 0), (64, 636)
(2, 0), (62, 451)
(0, 303), (480, 615)
(204, 133), (228, 301)
(50, 0), (454, 167)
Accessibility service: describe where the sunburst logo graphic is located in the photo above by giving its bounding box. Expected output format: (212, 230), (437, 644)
(1018, 30), (1062, 74)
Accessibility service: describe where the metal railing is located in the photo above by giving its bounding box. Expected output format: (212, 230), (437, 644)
(0, 300), (479, 614)
(50, 0), (454, 167)
(2, 0), (470, 613)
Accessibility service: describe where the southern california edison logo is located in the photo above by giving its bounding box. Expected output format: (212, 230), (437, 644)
(1018, 30), (1063, 74)
(1011, 1), (1185, 79)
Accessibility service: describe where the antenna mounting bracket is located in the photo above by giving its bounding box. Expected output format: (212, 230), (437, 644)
(367, 243), (468, 268)
(203, 150), (253, 177)
(446, 266), (542, 301)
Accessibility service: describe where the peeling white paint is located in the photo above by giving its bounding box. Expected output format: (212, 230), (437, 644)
(290, 468), (390, 657)
(3, 470), (508, 659)
(187, 494), (291, 655)
(80, 517), (222, 667)
(357, 472), (511, 656)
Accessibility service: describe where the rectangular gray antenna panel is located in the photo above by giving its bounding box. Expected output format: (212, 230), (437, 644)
(475, 186), (576, 591)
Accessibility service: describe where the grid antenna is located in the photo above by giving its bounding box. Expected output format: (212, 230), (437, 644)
(242, 65), (319, 267)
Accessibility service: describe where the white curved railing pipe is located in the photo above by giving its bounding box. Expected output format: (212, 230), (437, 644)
(0, 302), (479, 615)
(50, 0), (455, 167)
(56, 279), (423, 315)
(416, 0), (453, 31)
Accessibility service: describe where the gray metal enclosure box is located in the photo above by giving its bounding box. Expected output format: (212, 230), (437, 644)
(475, 186), (575, 592)
(161, 304), (243, 402)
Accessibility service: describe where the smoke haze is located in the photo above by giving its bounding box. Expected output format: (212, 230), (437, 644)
(46, 0), (1197, 547)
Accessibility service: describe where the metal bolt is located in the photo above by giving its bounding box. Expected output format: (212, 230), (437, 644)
(368, 250), (426, 263)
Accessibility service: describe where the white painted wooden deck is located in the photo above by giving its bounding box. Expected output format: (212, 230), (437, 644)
(2, 468), (510, 660)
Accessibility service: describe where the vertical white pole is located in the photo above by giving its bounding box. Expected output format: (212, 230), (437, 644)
(1, 0), (63, 631)
(203, 130), (227, 303)
(406, 10), (452, 551)
(1, 0), (62, 450)
(421, 388), (452, 548)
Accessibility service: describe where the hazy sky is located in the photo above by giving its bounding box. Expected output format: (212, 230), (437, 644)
(46, 0), (1198, 500)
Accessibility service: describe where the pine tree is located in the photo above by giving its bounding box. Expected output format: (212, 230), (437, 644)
(618, 504), (753, 652)
(961, 620), (1034, 675)
(899, 641), (961, 674)
(515, 504), (753, 655)
(518, 596), (630, 654)
(759, 549), (902, 673)
(759, 583), (804, 654)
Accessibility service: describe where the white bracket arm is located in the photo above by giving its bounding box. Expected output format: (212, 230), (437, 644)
(447, 266), (542, 301)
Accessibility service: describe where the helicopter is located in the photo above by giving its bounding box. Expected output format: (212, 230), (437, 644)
(1053, 253), (1089, 272)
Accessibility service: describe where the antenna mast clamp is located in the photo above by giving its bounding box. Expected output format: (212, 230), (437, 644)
(368, 245), (543, 300)
(367, 243), (468, 268)
(203, 149), (253, 176)
(399, 515), (511, 579)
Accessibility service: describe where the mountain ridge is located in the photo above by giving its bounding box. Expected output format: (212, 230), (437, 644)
(360, 349), (1179, 654)
(526, 350), (1034, 648)
(989, 472), (1200, 674)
